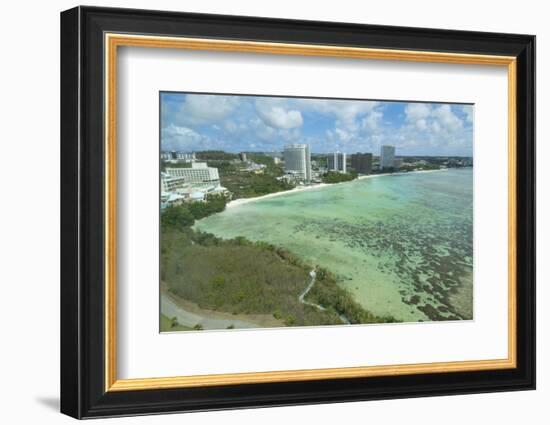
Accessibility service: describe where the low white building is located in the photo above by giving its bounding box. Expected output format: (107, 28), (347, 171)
(166, 193), (186, 205)
(190, 191), (205, 202)
(160, 172), (187, 192)
(176, 152), (196, 162)
(243, 162), (266, 173)
(166, 162), (220, 187)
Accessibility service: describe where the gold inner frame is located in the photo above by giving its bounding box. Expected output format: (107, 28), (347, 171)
(104, 33), (517, 392)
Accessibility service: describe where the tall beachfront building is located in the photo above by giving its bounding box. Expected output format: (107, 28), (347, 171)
(284, 144), (311, 181)
(380, 145), (396, 170)
(327, 152), (347, 173)
(351, 153), (373, 174)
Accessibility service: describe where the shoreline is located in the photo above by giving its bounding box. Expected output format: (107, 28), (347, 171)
(226, 168), (450, 209)
(226, 182), (330, 208)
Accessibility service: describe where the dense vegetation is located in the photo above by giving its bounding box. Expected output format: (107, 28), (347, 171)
(312, 154), (327, 168)
(196, 150), (239, 161)
(212, 156), (295, 199)
(161, 195), (227, 232)
(187, 195), (227, 219)
(161, 160), (191, 171)
(224, 171), (294, 199)
(160, 202), (398, 327)
(399, 163), (440, 172)
(162, 229), (341, 326)
(322, 171), (358, 184)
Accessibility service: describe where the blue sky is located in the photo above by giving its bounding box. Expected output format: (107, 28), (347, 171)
(161, 92), (473, 156)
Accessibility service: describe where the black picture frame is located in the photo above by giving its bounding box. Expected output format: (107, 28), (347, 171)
(61, 5), (536, 419)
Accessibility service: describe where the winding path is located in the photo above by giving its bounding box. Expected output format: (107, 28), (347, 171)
(298, 269), (326, 311)
(298, 269), (351, 325)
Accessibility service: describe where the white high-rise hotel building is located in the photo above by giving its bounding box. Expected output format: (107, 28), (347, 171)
(380, 145), (396, 169)
(284, 144), (311, 181)
(327, 151), (347, 173)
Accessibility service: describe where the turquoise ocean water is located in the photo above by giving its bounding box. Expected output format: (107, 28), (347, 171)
(196, 168), (473, 322)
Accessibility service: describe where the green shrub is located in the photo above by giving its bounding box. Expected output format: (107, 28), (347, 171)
(321, 171), (357, 184)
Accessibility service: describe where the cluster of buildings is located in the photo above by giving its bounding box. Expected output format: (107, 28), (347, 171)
(161, 145), (471, 208)
(280, 143), (475, 177)
(236, 151), (268, 173)
(446, 157), (473, 167)
(326, 151), (376, 174)
(280, 144), (400, 183)
(160, 156), (229, 208)
(160, 151), (196, 163)
(325, 146), (396, 174)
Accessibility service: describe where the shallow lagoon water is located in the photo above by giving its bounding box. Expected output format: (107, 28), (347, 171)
(196, 168), (473, 322)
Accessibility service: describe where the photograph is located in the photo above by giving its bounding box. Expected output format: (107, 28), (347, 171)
(57, 4), (536, 419)
(159, 92), (474, 332)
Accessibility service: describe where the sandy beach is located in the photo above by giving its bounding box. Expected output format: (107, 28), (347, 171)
(226, 168), (448, 209)
(226, 182), (329, 208)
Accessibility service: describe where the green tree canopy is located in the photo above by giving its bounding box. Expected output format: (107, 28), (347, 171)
(161, 205), (195, 231)
(321, 171), (357, 184)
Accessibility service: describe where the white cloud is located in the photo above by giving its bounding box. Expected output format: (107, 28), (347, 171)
(224, 120), (238, 133)
(297, 99), (385, 152)
(161, 124), (210, 151)
(255, 99), (303, 129)
(162, 93), (472, 156)
(163, 124), (203, 140)
(334, 128), (352, 143)
(415, 119), (427, 130)
(396, 103), (469, 151)
(247, 116), (301, 144)
(173, 95), (240, 126)
(362, 109), (383, 131)
(431, 121), (441, 133)
(395, 104), (472, 154)
(406, 103), (463, 132)
(298, 99), (381, 132)
(432, 104), (463, 131)
(405, 103), (431, 121)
